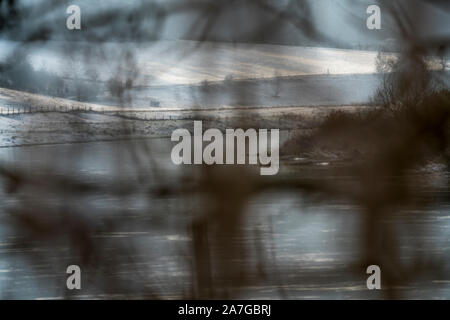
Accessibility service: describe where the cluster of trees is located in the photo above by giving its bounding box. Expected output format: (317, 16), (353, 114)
(0, 56), (101, 101)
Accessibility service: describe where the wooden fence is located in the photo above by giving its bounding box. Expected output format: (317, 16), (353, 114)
(0, 105), (200, 121)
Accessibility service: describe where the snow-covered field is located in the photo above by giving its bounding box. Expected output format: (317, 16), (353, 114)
(1, 40), (388, 109)
(5, 40), (380, 86)
(130, 41), (380, 85)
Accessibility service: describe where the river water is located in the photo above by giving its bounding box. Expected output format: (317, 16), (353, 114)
(0, 138), (448, 299)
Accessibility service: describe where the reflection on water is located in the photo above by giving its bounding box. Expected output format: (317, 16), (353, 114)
(0, 139), (449, 299)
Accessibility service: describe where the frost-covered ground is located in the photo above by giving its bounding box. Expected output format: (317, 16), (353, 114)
(0, 87), (367, 148)
(0, 86), (366, 148)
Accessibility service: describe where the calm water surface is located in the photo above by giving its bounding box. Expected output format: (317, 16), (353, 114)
(0, 139), (448, 299)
